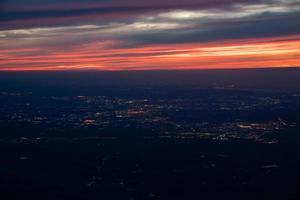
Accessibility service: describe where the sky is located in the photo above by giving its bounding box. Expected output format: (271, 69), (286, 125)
(0, 0), (300, 71)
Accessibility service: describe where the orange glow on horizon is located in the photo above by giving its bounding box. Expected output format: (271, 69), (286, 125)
(1, 35), (300, 71)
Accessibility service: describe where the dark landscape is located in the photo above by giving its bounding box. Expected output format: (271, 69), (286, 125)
(1, 68), (300, 200)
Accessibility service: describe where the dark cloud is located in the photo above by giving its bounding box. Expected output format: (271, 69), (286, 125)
(0, 0), (263, 30)
(121, 13), (300, 46)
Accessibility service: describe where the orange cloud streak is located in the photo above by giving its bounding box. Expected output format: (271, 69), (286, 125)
(1, 35), (300, 71)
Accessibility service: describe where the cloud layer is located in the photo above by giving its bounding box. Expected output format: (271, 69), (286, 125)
(0, 0), (300, 70)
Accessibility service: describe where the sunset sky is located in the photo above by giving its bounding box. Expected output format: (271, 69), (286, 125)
(0, 0), (300, 71)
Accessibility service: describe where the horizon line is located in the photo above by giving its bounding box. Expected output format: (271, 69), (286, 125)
(0, 66), (299, 73)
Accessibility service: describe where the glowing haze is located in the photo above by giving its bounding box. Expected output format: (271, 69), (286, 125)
(1, 0), (300, 71)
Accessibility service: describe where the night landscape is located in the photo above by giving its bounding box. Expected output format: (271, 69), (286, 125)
(1, 0), (300, 199)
